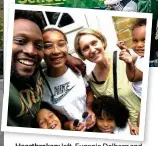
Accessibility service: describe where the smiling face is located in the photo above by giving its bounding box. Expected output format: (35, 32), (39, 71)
(78, 34), (105, 63)
(132, 25), (146, 57)
(43, 30), (68, 69)
(12, 19), (44, 77)
(37, 109), (61, 129)
(97, 116), (116, 133)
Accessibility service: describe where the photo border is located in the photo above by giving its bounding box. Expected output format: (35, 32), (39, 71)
(1, 4), (152, 141)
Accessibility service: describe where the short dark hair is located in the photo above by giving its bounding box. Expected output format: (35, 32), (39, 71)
(14, 10), (45, 32)
(132, 18), (147, 31)
(92, 96), (129, 128)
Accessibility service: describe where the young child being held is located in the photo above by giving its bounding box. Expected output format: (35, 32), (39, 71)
(91, 96), (131, 135)
(118, 18), (146, 98)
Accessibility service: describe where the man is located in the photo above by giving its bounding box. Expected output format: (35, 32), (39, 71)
(7, 10), (86, 127)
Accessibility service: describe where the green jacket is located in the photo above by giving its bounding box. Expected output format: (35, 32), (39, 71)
(7, 76), (44, 127)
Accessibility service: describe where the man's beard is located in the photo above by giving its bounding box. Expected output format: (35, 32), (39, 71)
(10, 63), (37, 90)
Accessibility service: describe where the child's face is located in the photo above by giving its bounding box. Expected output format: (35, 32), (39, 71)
(132, 25), (146, 57)
(37, 109), (61, 129)
(43, 30), (68, 69)
(97, 117), (116, 133)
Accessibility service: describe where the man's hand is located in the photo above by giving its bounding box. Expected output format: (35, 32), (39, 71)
(67, 55), (86, 76)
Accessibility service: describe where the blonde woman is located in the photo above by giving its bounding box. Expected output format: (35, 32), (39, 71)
(74, 28), (140, 127)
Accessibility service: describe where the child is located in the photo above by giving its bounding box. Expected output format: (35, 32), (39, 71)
(36, 108), (62, 129)
(91, 96), (130, 135)
(32, 102), (67, 129)
(42, 28), (96, 131)
(118, 18), (146, 98)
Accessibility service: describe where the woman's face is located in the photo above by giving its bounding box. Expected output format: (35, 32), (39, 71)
(78, 34), (105, 63)
(43, 30), (68, 69)
(37, 109), (61, 129)
(97, 117), (116, 133)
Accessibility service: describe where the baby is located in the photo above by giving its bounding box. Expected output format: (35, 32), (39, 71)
(118, 18), (146, 98)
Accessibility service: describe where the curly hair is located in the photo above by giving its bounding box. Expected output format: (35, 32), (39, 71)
(92, 96), (129, 128)
(14, 10), (46, 32)
(131, 18), (146, 31)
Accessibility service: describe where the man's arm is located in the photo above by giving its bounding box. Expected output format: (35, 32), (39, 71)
(66, 55), (86, 76)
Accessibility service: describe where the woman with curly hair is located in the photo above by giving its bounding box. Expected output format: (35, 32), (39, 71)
(92, 96), (130, 135)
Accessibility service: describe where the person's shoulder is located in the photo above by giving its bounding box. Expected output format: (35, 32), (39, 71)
(67, 66), (81, 77)
(9, 83), (19, 97)
(114, 124), (130, 135)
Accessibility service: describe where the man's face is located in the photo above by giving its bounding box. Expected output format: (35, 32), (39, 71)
(12, 19), (44, 77)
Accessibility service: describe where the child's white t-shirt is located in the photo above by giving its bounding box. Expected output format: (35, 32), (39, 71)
(42, 67), (87, 121)
(113, 124), (131, 135)
(132, 56), (144, 98)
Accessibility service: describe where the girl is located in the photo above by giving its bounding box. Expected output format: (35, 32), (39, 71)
(42, 28), (96, 131)
(92, 96), (130, 135)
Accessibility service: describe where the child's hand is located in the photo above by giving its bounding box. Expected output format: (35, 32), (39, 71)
(130, 126), (139, 135)
(64, 120), (86, 131)
(119, 49), (133, 64)
(73, 122), (86, 131)
(128, 119), (139, 135)
(117, 41), (128, 50)
(86, 110), (96, 129)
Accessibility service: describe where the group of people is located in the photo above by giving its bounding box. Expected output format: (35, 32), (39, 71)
(8, 10), (146, 135)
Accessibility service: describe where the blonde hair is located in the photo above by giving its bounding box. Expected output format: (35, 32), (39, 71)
(74, 28), (107, 60)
